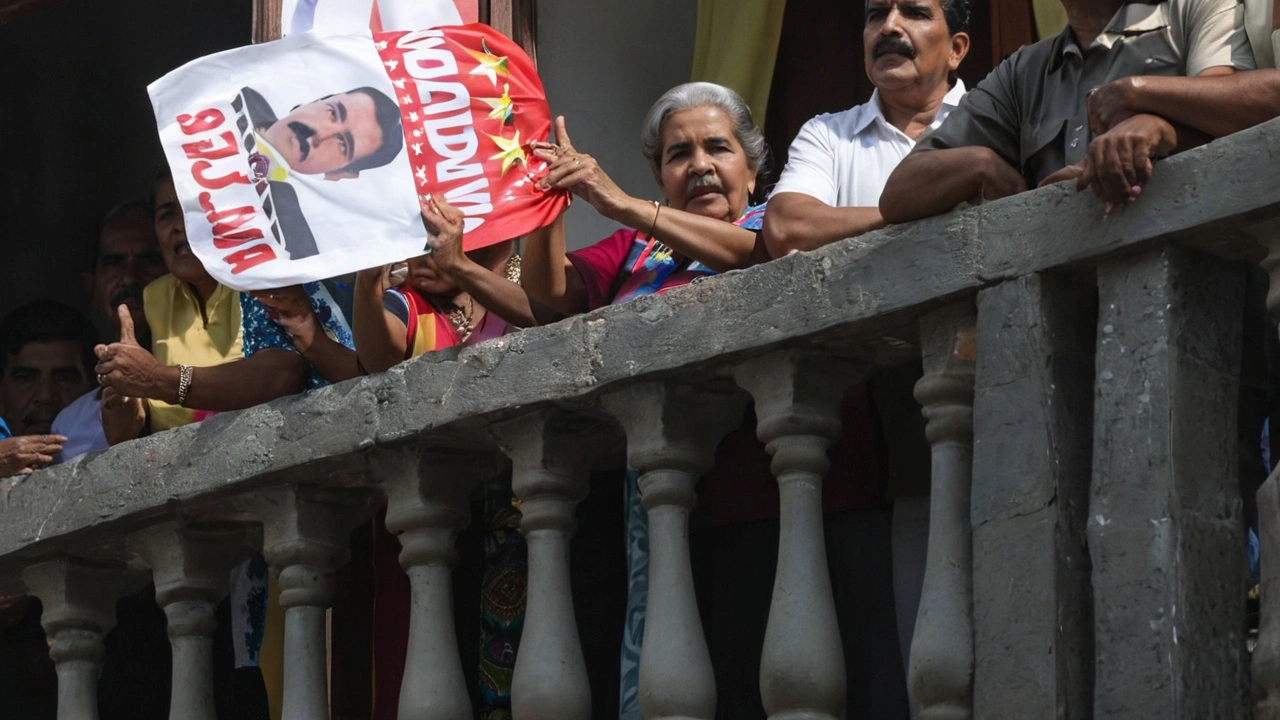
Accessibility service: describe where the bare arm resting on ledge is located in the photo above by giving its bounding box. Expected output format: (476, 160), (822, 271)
(880, 146), (1027, 223)
(763, 194), (886, 257)
(1088, 68), (1280, 139)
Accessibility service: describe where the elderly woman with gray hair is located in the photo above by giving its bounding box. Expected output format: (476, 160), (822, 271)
(521, 81), (768, 314)
(519, 83), (900, 720)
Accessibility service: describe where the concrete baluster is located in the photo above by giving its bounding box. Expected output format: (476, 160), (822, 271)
(733, 351), (864, 720)
(372, 445), (500, 720)
(492, 410), (603, 720)
(129, 521), (257, 720)
(601, 381), (747, 720)
(22, 558), (132, 720)
(1092, 248), (1246, 720)
(908, 301), (977, 720)
(257, 486), (374, 720)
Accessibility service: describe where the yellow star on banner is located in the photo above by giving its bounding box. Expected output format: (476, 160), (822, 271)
(466, 38), (510, 86)
(480, 83), (515, 124)
(487, 130), (526, 175)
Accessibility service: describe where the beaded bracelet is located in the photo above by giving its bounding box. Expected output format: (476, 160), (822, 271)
(176, 364), (193, 407)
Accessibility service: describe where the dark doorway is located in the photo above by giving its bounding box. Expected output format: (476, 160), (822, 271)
(0, 0), (252, 321)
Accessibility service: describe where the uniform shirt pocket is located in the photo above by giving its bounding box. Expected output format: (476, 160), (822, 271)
(1020, 118), (1069, 187)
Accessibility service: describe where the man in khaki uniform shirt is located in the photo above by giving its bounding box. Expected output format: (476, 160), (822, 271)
(880, 0), (1256, 219)
(1072, 0), (1280, 185)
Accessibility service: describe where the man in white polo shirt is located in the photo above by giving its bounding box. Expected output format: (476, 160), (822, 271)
(760, 0), (974, 710)
(762, 0), (973, 256)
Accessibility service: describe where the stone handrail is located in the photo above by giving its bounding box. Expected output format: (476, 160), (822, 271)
(5, 117), (1280, 719)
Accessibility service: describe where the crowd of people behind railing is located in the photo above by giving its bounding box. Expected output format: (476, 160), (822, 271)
(2, 0), (1279, 717)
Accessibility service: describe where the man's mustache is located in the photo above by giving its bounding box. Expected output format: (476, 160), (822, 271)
(24, 408), (57, 428)
(109, 286), (144, 309)
(687, 174), (723, 195)
(874, 36), (916, 59)
(289, 121), (316, 162)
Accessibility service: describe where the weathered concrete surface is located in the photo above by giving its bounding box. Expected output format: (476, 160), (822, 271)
(972, 274), (1095, 720)
(2, 118), (1279, 570)
(909, 301), (976, 720)
(492, 410), (605, 720)
(734, 352), (866, 720)
(603, 381), (747, 720)
(1255, 471), (1280, 718)
(1091, 247), (1247, 720)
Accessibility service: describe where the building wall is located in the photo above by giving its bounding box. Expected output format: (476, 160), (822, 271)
(0, 0), (251, 322)
(535, 0), (697, 251)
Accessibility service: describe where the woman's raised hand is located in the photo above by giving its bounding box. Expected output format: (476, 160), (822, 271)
(249, 286), (322, 353)
(421, 195), (467, 271)
(532, 116), (632, 222)
(355, 263), (407, 295)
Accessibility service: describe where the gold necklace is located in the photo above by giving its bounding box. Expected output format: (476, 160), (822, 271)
(443, 295), (475, 343)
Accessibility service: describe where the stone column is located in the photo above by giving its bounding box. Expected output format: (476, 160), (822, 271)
(492, 410), (602, 720)
(908, 301), (976, 720)
(600, 381), (746, 720)
(733, 350), (864, 720)
(257, 486), (374, 720)
(1258, 474), (1280, 718)
(371, 445), (500, 720)
(971, 276), (1094, 720)
(1092, 247), (1246, 720)
(1256, 231), (1280, 719)
(129, 521), (257, 720)
(22, 558), (132, 720)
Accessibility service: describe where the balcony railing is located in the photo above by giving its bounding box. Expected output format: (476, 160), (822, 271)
(6, 117), (1280, 720)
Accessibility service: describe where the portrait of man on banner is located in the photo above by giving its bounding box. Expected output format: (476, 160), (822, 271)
(149, 25), (568, 292)
(150, 32), (426, 290)
(237, 84), (405, 259)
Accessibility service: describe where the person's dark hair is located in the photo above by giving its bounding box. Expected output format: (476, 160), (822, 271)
(864, 0), (970, 33)
(940, 0), (971, 34)
(151, 165), (174, 215)
(339, 86), (405, 175)
(90, 200), (153, 268)
(0, 300), (99, 377)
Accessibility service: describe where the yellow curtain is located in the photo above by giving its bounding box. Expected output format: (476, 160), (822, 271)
(1032, 0), (1068, 40)
(689, 0), (788, 129)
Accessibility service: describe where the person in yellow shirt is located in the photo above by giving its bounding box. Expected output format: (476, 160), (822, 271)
(93, 169), (320, 434)
(93, 168), (329, 720)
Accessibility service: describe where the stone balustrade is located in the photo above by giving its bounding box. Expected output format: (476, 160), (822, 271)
(5, 118), (1280, 720)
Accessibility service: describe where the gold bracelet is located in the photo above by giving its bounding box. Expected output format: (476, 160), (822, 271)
(647, 200), (662, 238)
(176, 364), (193, 407)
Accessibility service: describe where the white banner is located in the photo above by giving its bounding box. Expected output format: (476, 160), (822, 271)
(281, 0), (475, 36)
(149, 32), (423, 291)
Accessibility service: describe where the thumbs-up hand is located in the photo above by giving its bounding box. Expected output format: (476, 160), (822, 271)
(94, 304), (169, 401)
(117, 303), (138, 346)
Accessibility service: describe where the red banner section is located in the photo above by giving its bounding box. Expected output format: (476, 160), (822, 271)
(375, 24), (569, 251)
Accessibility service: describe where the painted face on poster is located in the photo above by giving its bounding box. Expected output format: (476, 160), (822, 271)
(150, 32), (425, 290)
(149, 24), (568, 292)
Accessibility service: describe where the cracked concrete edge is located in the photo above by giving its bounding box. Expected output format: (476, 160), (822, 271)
(2, 117), (1280, 567)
